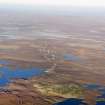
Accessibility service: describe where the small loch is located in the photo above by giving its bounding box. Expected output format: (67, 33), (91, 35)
(83, 83), (105, 105)
(54, 98), (88, 105)
(64, 54), (81, 62)
(0, 60), (44, 86)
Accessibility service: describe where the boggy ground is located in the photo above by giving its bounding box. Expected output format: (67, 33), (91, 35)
(0, 10), (105, 105)
(0, 37), (104, 105)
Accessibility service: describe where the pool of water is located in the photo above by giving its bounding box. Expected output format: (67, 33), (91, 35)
(83, 84), (105, 94)
(54, 84), (105, 105)
(64, 54), (81, 62)
(83, 84), (104, 90)
(0, 60), (10, 65)
(0, 60), (44, 86)
(54, 98), (88, 105)
(96, 101), (105, 105)
(54, 98), (105, 105)
(83, 84), (105, 105)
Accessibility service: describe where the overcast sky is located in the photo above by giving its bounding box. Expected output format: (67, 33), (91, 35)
(0, 0), (105, 7)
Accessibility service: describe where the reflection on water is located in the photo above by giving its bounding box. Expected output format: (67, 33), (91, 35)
(0, 60), (44, 86)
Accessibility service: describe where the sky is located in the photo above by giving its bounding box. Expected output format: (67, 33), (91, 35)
(0, 0), (105, 7)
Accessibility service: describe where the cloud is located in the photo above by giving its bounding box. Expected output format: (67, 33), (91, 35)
(0, 0), (105, 6)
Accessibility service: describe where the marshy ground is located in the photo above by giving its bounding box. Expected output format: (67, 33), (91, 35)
(0, 12), (105, 105)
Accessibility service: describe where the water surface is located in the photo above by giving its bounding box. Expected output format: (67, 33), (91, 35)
(54, 98), (88, 105)
(64, 54), (81, 62)
(0, 60), (44, 86)
(83, 84), (105, 105)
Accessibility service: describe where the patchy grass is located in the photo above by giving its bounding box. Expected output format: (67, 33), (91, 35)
(96, 98), (105, 102)
(33, 83), (84, 98)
